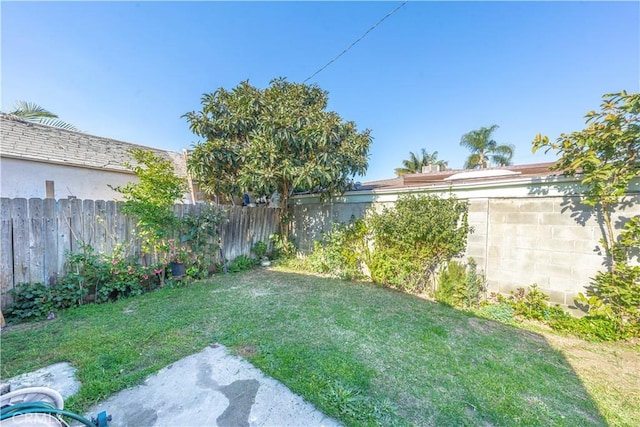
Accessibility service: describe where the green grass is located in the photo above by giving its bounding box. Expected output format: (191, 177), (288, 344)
(1, 268), (633, 426)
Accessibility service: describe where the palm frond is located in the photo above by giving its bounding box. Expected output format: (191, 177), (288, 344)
(9, 101), (58, 120)
(38, 118), (79, 131)
(8, 101), (79, 131)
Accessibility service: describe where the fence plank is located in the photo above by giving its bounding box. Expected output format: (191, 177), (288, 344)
(83, 199), (95, 249)
(57, 199), (71, 274)
(11, 198), (29, 285)
(105, 201), (116, 255)
(94, 200), (107, 254)
(43, 199), (58, 286)
(69, 198), (83, 252)
(115, 201), (129, 254)
(28, 198), (44, 284)
(1, 198), (14, 306)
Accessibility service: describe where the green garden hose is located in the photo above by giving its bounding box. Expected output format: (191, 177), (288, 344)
(0, 400), (110, 426)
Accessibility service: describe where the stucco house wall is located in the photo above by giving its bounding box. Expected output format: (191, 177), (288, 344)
(1, 157), (137, 200)
(0, 113), (193, 203)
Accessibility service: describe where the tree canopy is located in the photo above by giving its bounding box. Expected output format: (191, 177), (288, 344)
(460, 125), (514, 169)
(7, 101), (78, 131)
(394, 149), (448, 176)
(184, 78), (372, 217)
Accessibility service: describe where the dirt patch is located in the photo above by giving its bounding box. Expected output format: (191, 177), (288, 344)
(540, 331), (640, 421)
(467, 317), (503, 335)
(0, 319), (54, 334)
(235, 345), (258, 358)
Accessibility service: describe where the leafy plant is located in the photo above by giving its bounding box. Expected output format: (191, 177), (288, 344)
(5, 283), (55, 321)
(509, 284), (551, 321)
(435, 261), (467, 305)
(549, 314), (631, 342)
(533, 91), (640, 335)
(269, 233), (297, 259)
(367, 194), (471, 292)
(227, 255), (259, 273)
(307, 217), (368, 281)
(110, 149), (186, 285)
(178, 204), (226, 275)
(251, 241), (268, 259)
(435, 259), (485, 309)
(476, 302), (515, 323)
(4, 281), (88, 323)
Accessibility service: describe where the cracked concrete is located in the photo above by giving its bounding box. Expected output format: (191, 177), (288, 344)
(83, 344), (340, 426)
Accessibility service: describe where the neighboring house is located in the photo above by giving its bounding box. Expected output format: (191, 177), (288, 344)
(0, 113), (195, 203)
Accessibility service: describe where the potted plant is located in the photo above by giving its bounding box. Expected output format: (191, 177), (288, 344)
(166, 238), (191, 277)
(251, 241), (270, 266)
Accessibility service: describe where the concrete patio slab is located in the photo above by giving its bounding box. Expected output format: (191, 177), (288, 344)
(84, 344), (340, 427)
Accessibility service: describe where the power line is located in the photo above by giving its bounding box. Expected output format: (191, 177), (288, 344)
(303, 1), (409, 83)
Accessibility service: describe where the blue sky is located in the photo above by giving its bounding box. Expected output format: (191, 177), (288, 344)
(2, 1), (639, 182)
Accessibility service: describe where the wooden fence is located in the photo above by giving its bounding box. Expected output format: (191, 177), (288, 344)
(0, 198), (279, 308)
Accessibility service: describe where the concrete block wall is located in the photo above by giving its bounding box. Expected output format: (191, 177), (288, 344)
(291, 202), (370, 253)
(291, 186), (639, 308)
(465, 195), (640, 306)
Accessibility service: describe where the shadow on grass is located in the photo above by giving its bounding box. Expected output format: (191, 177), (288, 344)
(1, 269), (608, 426)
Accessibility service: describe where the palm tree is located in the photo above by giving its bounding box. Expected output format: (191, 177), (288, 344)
(395, 149), (448, 176)
(7, 101), (78, 131)
(460, 125), (514, 169)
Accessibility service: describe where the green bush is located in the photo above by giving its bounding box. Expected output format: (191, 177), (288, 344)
(5, 282), (88, 323)
(269, 233), (297, 259)
(5, 283), (55, 321)
(435, 261), (467, 305)
(307, 217), (368, 281)
(549, 314), (632, 342)
(435, 259), (485, 309)
(367, 194), (471, 293)
(509, 284), (551, 321)
(5, 244), (163, 324)
(251, 241), (269, 259)
(227, 255), (259, 273)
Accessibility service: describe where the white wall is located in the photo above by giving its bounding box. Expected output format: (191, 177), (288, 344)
(0, 158), (136, 200)
(1, 158), (194, 203)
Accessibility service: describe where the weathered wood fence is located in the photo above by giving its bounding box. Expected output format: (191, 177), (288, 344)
(0, 198), (279, 308)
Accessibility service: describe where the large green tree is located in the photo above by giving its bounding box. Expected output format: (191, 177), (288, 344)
(7, 101), (78, 131)
(184, 78), (372, 236)
(460, 125), (514, 169)
(394, 149), (448, 176)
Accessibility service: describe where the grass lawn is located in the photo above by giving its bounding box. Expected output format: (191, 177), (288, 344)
(1, 268), (638, 426)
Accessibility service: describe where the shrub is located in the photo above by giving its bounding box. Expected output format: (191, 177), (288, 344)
(251, 241), (268, 259)
(307, 217), (368, 281)
(5, 282), (88, 323)
(269, 233), (297, 259)
(435, 259), (485, 309)
(367, 194), (471, 293)
(178, 204), (226, 275)
(227, 255), (259, 273)
(509, 284), (551, 321)
(5, 244), (164, 323)
(549, 314), (632, 342)
(435, 261), (467, 305)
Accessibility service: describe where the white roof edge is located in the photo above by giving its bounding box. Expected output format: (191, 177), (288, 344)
(444, 169), (521, 181)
